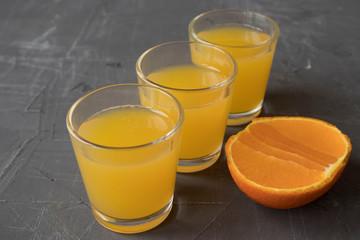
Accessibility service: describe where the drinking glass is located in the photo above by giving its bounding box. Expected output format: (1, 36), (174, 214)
(189, 9), (279, 125)
(66, 84), (183, 233)
(136, 41), (237, 172)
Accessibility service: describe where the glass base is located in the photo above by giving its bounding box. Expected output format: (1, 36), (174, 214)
(177, 149), (221, 173)
(227, 102), (263, 126)
(92, 197), (173, 234)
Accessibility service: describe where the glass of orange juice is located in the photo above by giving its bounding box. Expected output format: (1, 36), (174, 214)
(136, 41), (237, 173)
(189, 9), (279, 125)
(66, 84), (183, 233)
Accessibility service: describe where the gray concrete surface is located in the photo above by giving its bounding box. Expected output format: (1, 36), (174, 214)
(0, 0), (359, 239)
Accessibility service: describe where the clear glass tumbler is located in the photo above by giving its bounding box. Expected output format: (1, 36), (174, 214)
(136, 41), (237, 173)
(66, 84), (183, 233)
(189, 9), (279, 125)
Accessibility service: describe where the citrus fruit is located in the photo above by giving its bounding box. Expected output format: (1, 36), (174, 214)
(225, 116), (352, 209)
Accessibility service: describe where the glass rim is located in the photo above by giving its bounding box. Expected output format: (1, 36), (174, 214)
(136, 41), (238, 92)
(188, 9), (280, 49)
(66, 83), (184, 150)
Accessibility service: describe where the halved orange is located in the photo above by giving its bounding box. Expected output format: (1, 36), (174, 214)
(225, 117), (352, 209)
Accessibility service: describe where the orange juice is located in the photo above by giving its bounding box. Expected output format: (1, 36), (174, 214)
(195, 25), (276, 113)
(147, 64), (232, 159)
(72, 105), (179, 219)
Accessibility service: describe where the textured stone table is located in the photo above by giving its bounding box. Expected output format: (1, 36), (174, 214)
(0, 0), (359, 239)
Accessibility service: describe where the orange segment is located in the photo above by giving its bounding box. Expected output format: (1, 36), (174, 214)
(225, 116), (352, 209)
(259, 118), (348, 158)
(231, 139), (324, 188)
(238, 131), (325, 171)
(249, 122), (336, 166)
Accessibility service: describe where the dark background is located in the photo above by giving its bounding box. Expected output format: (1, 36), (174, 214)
(0, 0), (359, 239)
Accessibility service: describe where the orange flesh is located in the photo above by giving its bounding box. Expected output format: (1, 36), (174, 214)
(231, 119), (347, 189)
(249, 123), (335, 166)
(264, 120), (347, 158)
(238, 131), (325, 171)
